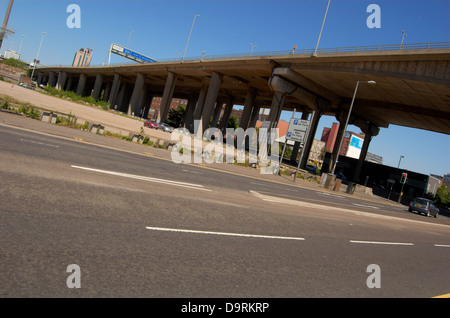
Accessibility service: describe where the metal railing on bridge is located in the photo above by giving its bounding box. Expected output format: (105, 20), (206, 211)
(63, 42), (450, 67)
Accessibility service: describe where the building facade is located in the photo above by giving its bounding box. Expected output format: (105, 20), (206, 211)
(72, 48), (92, 67)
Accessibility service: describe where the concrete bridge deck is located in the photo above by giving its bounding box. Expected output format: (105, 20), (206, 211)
(34, 42), (450, 182)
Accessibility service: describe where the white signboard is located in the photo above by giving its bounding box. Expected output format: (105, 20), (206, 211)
(110, 43), (157, 64)
(286, 118), (310, 143)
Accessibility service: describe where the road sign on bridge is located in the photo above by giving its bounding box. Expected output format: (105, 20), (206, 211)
(286, 118), (310, 143)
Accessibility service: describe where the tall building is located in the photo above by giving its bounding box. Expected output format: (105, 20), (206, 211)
(72, 48), (92, 67)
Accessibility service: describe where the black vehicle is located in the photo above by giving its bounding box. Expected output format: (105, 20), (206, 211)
(408, 197), (439, 218)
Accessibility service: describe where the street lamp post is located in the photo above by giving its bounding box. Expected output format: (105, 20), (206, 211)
(30, 31), (46, 82)
(313, 0), (331, 56)
(250, 43), (257, 56)
(182, 14), (200, 62)
(397, 155), (404, 168)
(18, 34), (24, 56)
(330, 80), (376, 175)
(122, 30), (134, 63)
(400, 30), (407, 49)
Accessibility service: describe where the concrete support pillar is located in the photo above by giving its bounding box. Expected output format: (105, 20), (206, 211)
(300, 110), (323, 169)
(142, 93), (154, 119)
(128, 73), (145, 116)
(48, 72), (56, 87)
(353, 133), (372, 183)
(248, 105), (261, 129)
(200, 72), (223, 137)
(76, 74), (86, 96)
(116, 84), (128, 112)
(37, 72), (43, 87)
(239, 87), (257, 130)
(183, 95), (198, 131)
(137, 86), (149, 118)
(193, 86), (207, 122)
(56, 72), (67, 90)
(211, 102), (224, 128)
(328, 121), (346, 174)
(219, 96), (235, 131)
(157, 72), (177, 123)
(267, 92), (285, 130)
(103, 82), (112, 102)
(108, 74), (121, 108)
(65, 77), (73, 91)
(92, 74), (103, 100)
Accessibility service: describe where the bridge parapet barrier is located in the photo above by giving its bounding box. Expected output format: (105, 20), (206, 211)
(89, 123), (105, 134)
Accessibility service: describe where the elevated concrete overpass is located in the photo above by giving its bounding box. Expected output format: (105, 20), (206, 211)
(35, 42), (450, 182)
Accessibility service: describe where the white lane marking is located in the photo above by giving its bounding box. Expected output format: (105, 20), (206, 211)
(434, 244), (450, 248)
(182, 169), (203, 174)
(316, 192), (345, 199)
(145, 226), (305, 241)
(249, 190), (450, 229)
(250, 182), (298, 192)
(71, 165), (211, 191)
(352, 203), (380, 209)
(20, 138), (59, 148)
(350, 240), (414, 246)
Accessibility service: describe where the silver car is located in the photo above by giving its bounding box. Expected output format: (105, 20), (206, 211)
(408, 197), (439, 218)
(158, 123), (173, 133)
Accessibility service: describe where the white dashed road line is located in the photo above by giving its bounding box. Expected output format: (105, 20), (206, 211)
(145, 226), (305, 241)
(71, 165), (212, 191)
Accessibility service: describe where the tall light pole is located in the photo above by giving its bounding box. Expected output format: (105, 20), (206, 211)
(397, 155), (404, 168)
(0, 0), (14, 50)
(30, 31), (46, 81)
(400, 30), (407, 49)
(122, 30), (134, 63)
(182, 14), (200, 62)
(18, 34), (24, 56)
(250, 43), (257, 56)
(313, 0), (331, 56)
(330, 80), (376, 175)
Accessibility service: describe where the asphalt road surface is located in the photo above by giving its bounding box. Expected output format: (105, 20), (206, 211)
(1, 121), (449, 302)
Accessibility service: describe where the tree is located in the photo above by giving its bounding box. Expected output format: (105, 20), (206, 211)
(166, 105), (186, 127)
(435, 184), (449, 208)
(227, 115), (239, 129)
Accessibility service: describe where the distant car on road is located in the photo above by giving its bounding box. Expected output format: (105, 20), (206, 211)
(305, 165), (317, 175)
(19, 82), (35, 90)
(335, 172), (347, 181)
(408, 197), (439, 218)
(144, 120), (159, 129)
(158, 122), (173, 133)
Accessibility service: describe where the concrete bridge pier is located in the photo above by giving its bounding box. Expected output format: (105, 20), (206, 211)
(56, 71), (67, 90)
(198, 72), (223, 138)
(108, 74), (121, 109)
(219, 95), (235, 133)
(128, 73), (145, 116)
(92, 74), (103, 100)
(183, 94), (198, 131)
(157, 72), (177, 123)
(239, 87), (258, 130)
(76, 74), (86, 96)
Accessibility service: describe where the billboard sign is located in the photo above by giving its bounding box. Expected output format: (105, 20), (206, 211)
(110, 43), (157, 64)
(347, 135), (363, 159)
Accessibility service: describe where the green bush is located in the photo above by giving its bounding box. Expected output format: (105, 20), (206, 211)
(19, 105), (40, 119)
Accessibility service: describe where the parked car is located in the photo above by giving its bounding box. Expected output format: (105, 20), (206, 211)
(305, 165), (317, 175)
(335, 172), (347, 181)
(158, 122), (173, 133)
(408, 197), (439, 218)
(144, 120), (159, 129)
(19, 82), (35, 90)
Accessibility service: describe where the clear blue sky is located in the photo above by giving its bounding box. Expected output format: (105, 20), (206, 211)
(1, 0), (449, 176)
